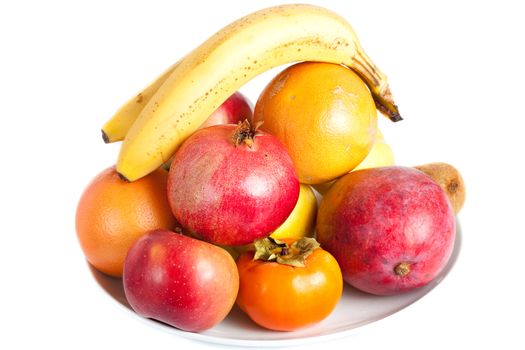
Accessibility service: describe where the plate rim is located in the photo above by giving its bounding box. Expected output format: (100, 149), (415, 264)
(88, 219), (462, 347)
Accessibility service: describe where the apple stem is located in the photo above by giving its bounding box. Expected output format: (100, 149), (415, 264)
(394, 262), (411, 276)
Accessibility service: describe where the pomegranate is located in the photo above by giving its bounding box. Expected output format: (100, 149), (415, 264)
(317, 166), (456, 295)
(167, 120), (299, 246)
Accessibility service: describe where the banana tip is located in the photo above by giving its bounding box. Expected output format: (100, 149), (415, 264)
(117, 172), (130, 182)
(391, 113), (403, 122)
(101, 130), (110, 144)
(374, 98), (402, 122)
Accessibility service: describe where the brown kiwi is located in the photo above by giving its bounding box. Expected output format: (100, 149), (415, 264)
(415, 162), (465, 214)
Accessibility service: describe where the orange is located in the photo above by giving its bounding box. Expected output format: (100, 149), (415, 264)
(75, 166), (177, 277)
(313, 129), (395, 195)
(254, 62), (377, 184)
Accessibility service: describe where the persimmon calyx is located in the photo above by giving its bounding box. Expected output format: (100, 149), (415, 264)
(253, 237), (320, 267)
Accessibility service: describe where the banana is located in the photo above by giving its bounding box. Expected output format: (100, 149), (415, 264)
(101, 61), (179, 143)
(116, 4), (402, 181)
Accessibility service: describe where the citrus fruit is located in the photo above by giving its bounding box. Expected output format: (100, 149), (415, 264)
(254, 62), (377, 184)
(313, 129), (394, 195)
(75, 166), (177, 277)
(353, 130), (395, 171)
(270, 184), (317, 240)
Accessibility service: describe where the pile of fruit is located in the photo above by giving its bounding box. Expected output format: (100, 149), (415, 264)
(76, 4), (465, 333)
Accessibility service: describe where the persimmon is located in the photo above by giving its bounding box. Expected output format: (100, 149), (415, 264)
(236, 237), (343, 331)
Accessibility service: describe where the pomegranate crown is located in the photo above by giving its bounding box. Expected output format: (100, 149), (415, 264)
(232, 119), (263, 148)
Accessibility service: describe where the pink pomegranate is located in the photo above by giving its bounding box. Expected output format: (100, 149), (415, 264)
(167, 121), (299, 246)
(316, 166), (456, 295)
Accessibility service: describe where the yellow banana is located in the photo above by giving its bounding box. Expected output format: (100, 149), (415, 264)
(101, 61), (179, 143)
(117, 4), (401, 181)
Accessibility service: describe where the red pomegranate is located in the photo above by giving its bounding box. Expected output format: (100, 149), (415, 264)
(167, 120), (299, 246)
(317, 166), (456, 295)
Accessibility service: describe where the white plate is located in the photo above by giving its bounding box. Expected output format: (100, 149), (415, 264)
(89, 220), (461, 347)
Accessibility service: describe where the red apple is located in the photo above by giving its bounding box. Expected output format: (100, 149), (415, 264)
(316, 166), (456, 295)
(123, 229), (239, 332)
(199, 91), (253, 128)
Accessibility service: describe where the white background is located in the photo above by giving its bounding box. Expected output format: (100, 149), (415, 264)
(1, 0), (524, 349)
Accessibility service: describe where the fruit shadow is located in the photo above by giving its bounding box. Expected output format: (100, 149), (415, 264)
(88, 263), (131, 309)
